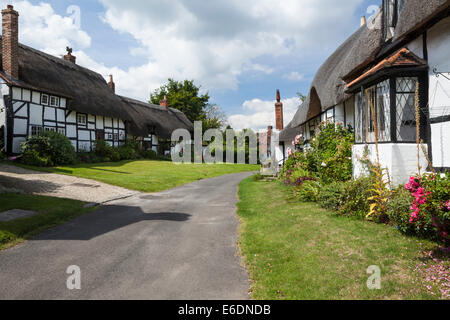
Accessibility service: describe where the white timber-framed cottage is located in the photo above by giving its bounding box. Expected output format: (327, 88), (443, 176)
(277, 0), (450, 186)
(0, 5), (193, 156)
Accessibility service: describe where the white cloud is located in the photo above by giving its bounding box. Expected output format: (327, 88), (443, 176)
(228, 97), (301, 131)
(0, 1), (91, 56)
(1, 0), (365, 116)
(284, 71), (304, 81)
(97, 0), (364, 97)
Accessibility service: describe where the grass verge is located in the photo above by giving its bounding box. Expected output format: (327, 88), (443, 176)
(237, 176), (447, 300)
(16, 161), (259, 192)
(0, 193), (95, 250)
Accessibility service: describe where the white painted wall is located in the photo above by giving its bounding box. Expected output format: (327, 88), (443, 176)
(353, 143), (429, 186)
(426, 17), (450, 168)
(335, 103), (345, 124)
(407, 34), (424, 59)
(431, 121), (450, 168)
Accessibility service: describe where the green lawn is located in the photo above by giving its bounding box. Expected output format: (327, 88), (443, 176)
(17, 161), (260, 192)
(0, 194), (95, 250)
(237, 176), (447, 300)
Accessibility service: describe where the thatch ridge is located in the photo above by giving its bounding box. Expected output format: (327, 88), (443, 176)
(0, 36), (131, 121)
(119, 96), (194, 139)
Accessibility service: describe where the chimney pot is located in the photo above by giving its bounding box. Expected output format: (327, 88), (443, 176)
(64, 47), (76, 64)
(160, 95), (169, 109)
(275, 90), (284, 131)
(2, 4), (19, 79)
(360, 16), (366, 27)
(108, 75), (115, 93)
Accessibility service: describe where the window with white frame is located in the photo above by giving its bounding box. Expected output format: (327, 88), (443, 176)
(41, 94), (49, 105)
(49, 96), (59, 107)
(57, 128), (66, 135)
(31, 125), (43, 136)
(77, 114), (87, 125)
(44, 127), (56, 132)
(113, 133), (119, 142)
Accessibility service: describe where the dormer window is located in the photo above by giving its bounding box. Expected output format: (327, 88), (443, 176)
(41, 94), (49, 105)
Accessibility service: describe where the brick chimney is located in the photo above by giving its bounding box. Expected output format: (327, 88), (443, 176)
(108, 75), (115, 93)
(160, 95), (168, 109)
(2, 5), (19, 79)
(64, 47), (76, 64)
(275, 90), (284, 131)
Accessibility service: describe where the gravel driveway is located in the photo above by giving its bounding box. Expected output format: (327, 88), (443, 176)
(0, 164), (138, 203)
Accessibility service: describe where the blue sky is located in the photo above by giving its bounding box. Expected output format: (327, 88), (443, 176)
(2, 0), (381, 130)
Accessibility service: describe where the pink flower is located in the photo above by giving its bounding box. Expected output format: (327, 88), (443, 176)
(287, 147), (292, 157)
(445, 200), (450, 211)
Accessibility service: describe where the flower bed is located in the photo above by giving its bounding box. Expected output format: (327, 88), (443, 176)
(281, 122), (450, 246)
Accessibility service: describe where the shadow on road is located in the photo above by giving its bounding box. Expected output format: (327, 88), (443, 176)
(33, 204), (191, 241)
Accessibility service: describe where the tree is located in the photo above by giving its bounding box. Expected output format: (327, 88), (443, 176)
(203, 104), (227, 132)
(150, 79), (226, 131)
(297, 92), (307, 102)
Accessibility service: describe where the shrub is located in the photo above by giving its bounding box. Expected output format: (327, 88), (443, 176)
(387, 187), (416, 235)
(94, 140), (121, 162)
(21, 131), (76, 167)
(338, 176), (372, 219)
(0, 231), (15, 246)
(405, 173), (450, 243)
(94, 140), (113, 159)
(295, 180), (321, 202)
(110, 148), (121, 162)
(310, 122), (354, 183)
(281, 122), (354, 184)
(118, 144), (137, 160)
(318, 182), (346, 211)
(21, 149), (50, 167)
(142, 150), (157, 160)
(76, 151), (103, 164)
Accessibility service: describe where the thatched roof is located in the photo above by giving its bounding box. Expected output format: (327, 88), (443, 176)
(0, 37), (194, 139)
(120, 96), (194, 139)
(280, 9), (384, 139)
(0, 37), (131, 121)
(394, 0), (450, 42)
(280, 0), (449, 142)
(279, 118), (304, 143)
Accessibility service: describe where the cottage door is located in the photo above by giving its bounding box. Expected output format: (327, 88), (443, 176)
(96, 130), (105, 141)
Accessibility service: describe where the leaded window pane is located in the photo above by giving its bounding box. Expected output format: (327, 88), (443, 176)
(376, 80), (391, 142)
(396, 77), (418, 142)
(396, 77), (416, 93)
(362, 80), (390, 143)
(354, 92), (363, 143)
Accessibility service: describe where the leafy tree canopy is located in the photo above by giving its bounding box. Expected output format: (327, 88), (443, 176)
(150, 79), (226, 131)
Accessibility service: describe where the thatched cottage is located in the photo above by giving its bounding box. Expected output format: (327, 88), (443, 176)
(0, 5), (193, 155)
(276, 0), (450, 185)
